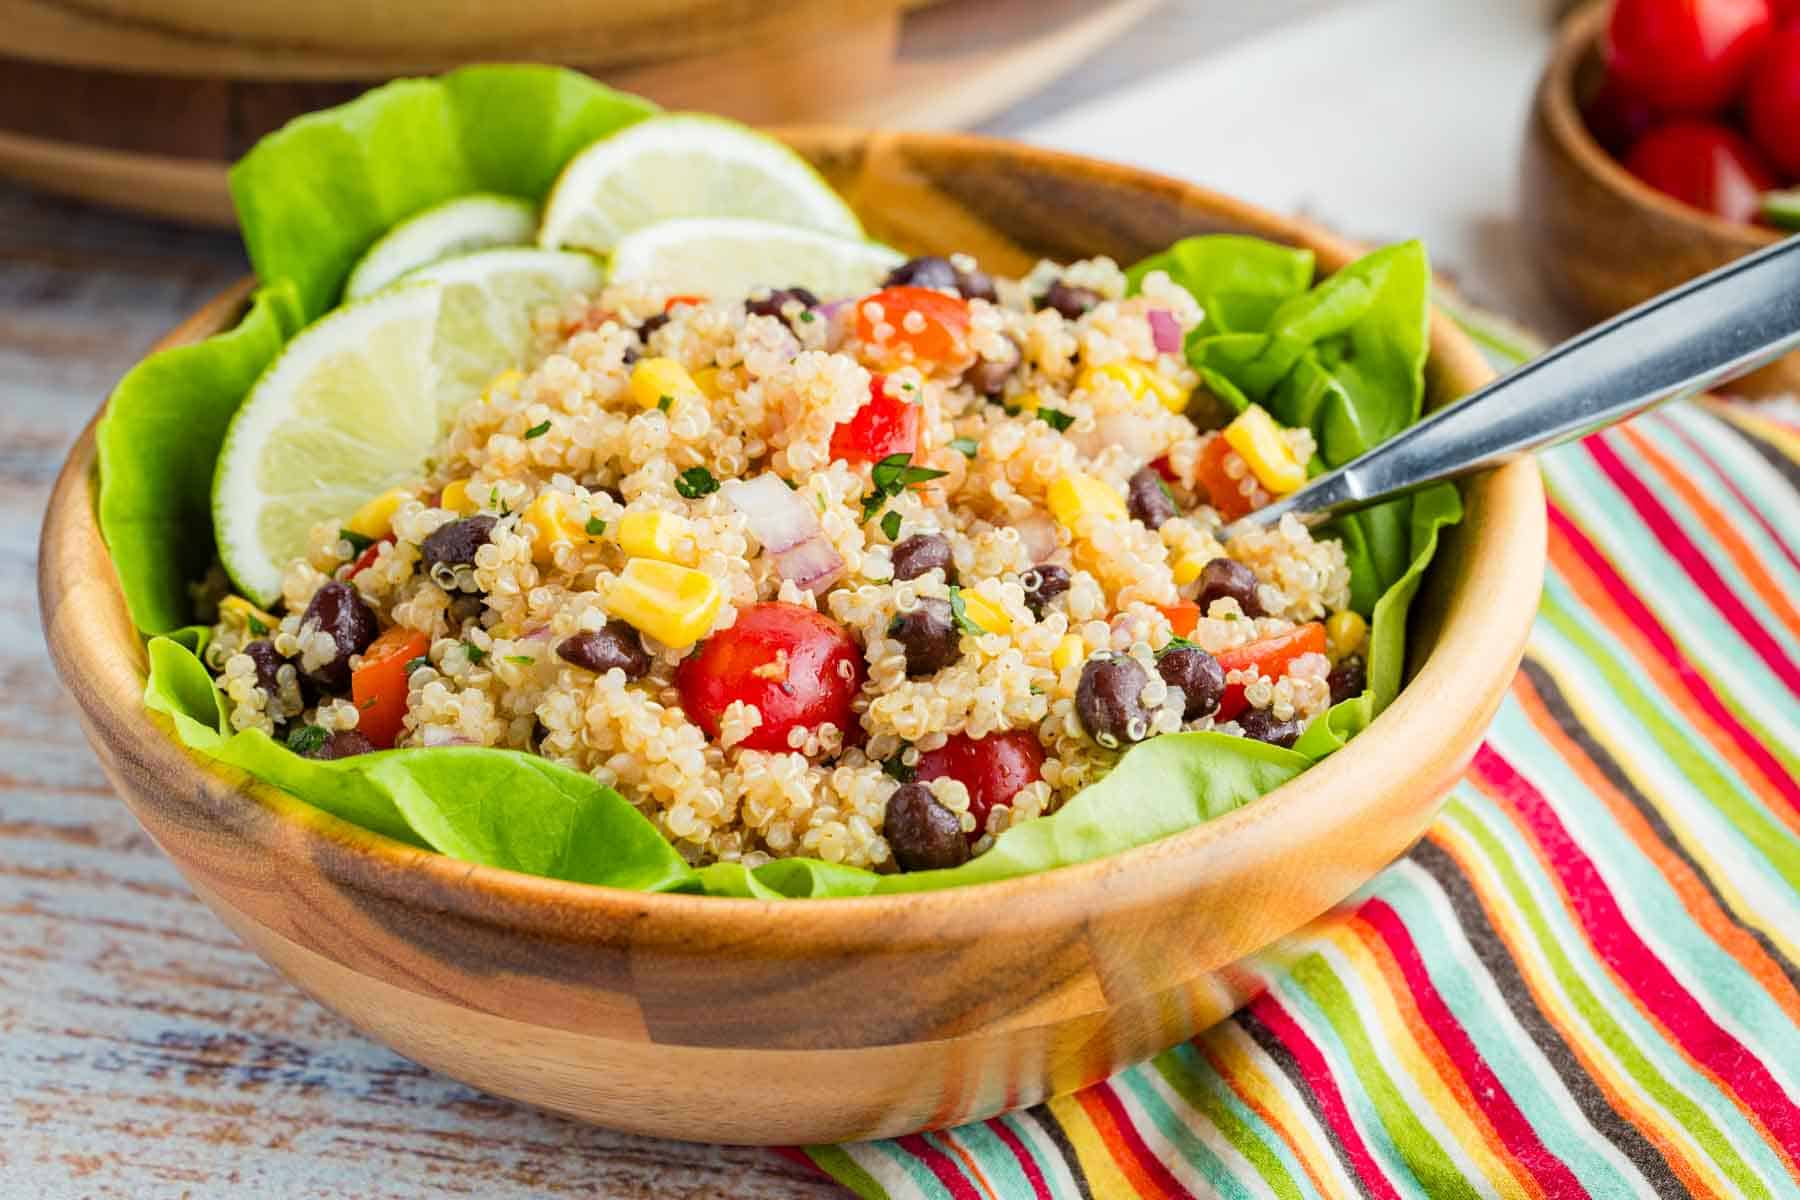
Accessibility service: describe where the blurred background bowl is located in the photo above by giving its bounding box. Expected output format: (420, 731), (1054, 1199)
(1521, 0), (1796, 394)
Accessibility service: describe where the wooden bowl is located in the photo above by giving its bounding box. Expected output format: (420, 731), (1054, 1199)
(1521, 0), (1797, 394)
(41, 130), (1547, 1146)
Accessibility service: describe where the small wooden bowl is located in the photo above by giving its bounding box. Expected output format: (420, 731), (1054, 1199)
(1521, 0), (1796, 394)
(41, 130), (1547, 1146)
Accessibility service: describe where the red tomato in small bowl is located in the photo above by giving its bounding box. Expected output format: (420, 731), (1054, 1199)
(913, 730), (1044, 841)
(1583, 77), (1659, 157)
(675, 603), (865, 753)
(1624, 121), (1780, 222)
(1605, 0), (1774, 115)
(1747, 29), (1800, 179)
(829, 375), (921, 463)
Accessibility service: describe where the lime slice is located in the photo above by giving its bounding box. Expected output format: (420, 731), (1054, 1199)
(537, 114), (861, 254)
(214, 286), (444, 605)
(609, 217), (902, 300)
(344, 193), (538, 300)
(405, 247), (604, 422)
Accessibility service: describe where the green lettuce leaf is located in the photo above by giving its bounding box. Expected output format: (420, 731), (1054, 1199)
(230, 66), (657, 321)
(1125, 235), (1315, 336)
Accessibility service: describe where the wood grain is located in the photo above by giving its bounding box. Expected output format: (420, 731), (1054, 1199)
(0, 181), (848, 1196)
(37, 131), (1547, 1146)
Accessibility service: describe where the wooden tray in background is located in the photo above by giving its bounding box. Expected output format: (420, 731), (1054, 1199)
(0, 0), (1158, 227)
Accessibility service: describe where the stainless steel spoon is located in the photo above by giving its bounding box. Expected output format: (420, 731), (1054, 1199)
(1219, 234), (1800, 540)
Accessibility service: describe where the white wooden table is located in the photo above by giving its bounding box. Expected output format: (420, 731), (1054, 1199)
(3, 2), (1562, 1193)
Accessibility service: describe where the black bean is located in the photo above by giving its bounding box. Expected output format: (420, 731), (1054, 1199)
(1038, 280), (1101, 321)
(1196, 557), (1264, 618)
(621, 342), (640, 366)
(1237, 707), (1303, 748)
(955, 266), (998, 303)
(1021, 562), (1071, 617)
(557, 622), (651, 678)
(884, 782), (970, 871)
(890, 598), (961, 677)
(1127, 466), (1178, 529)
(1328, 654), (1368, 705)
(636, 311), (670, 342)
(298, 581), (378, 692)
(963, 336), (1020, 397)
(891, 533), (955, 582)
(883, 256), (960, 292)
(1075, 654), (1154, 749)
(300, 729), (377, 761)
(745, 286), (820, 329)
(243, 639), (288, 696)
(1157, 645), (1225, 720)
(419, 515), (497, 590)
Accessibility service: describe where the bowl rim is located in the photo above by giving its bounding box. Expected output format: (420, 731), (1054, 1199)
(1541, 0), (1781, 251)
(42, 127), (1546, 943)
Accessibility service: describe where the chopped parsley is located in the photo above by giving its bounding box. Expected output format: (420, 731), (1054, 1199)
(950, 436), (980, 458)
(359, 697), (376, 710)
(947, 586), (989, 636)
(585, 516), (607, 537)
(285, 724), (329, 754)
(246, 614), (269, 636)
(1157, 636), (1199, 657)
(404, 655), (431, 675)
(463, 642), (488, 664)
(880, 510), (902, 541)
(880, 750), (915, 783)
(505, 655), (535, 666)
(1037, 407), (1075, 432)
(657, 395), (672, 413)
(798, 310), (817, 324)
(675, 466), (720, 499)
(338, 528), (374, 555)
(524, 419), (552, 439)
(861, 452), (949, 522)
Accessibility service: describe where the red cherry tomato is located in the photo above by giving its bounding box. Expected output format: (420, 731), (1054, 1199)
(1625, 121), (1780, 222)
(829, 375), (922, 463)
(1747, 29), (1800, 179)
(854, 286), (971, 371)
(913, 730), (1044, 840)
(675, 602), (865, 753)
(1773, 0), (1800, 24)
(348, 535), (394, 579)
(1605, 0), (1774, 115)
(351, 625), (429, 749)
(1584, 77), (1659, 157)
(1194, 436), (1255, 521)
(1213, 623), (1328, 723)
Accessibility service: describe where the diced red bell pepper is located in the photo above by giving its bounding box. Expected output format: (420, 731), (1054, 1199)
(351, 626), (430, 749)
(1195, 436), (1254, 521)
(830, 375), (921, 463)
(349, 535), (395, 579)
(663, 293), (707, 312)
(1159, 601), (1201, 638)
(1149, 454), (1179, 484)
(854, 285), (971, 371)
(1214, 622), (1328, 722)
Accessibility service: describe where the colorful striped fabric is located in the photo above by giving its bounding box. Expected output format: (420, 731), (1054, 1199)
(794, 393), (1800, 1198)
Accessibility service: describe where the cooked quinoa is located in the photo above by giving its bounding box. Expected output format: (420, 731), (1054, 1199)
(204, 253), (1365, 873)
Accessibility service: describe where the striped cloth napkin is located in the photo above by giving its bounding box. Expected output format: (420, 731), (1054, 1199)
(787, 371), (1800, 1196)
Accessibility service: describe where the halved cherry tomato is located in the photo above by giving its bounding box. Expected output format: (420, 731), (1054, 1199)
(1605, 0), (1773, 115)
(1194, 436), (1254, 521)
(1159, 601), (1201, 638)
(1583, 77), (1659, 157)
(913, 730), (1044, 842)
(854, 286), (971, 370)
(1747, 28), (1800, 179)
(663, 293), (707, 312)
(1213, 622), (1328, 723)
(349, 535), (394, 579)
(351, 625), (430, 749)
(829, 375), (921, 463)
(1625, 121), (1779, 222)
(675, 602), (865, 753)
(1149, 454), (1179, 484)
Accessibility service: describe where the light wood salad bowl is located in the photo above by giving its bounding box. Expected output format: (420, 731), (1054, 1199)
(41, 131), (1546, 1145)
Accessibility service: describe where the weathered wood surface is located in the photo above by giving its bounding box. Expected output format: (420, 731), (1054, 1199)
(0, 180), (849, 1198)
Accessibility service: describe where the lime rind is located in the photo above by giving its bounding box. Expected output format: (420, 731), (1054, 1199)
(344, 193), (538, 300)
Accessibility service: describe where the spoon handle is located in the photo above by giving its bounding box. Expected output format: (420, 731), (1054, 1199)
(1224, 234), (1800, 538)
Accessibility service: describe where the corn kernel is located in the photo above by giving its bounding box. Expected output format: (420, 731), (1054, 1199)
(1223, 405), (1307, 495)
(483, 369), (524, 404)
(1327, 610), (1368, 660)
(439, 479), (477, 515)
(1047, 473), (1127, 529)
(1079, 361), (1188, 412)
(691, 366), (726, 401)
(606, 559), (722, 648)
(1052, 634), (1084, 673)
(345, 488), (410, 540)
(617, 510), (695, 564)
(522, 491), (580, 561)
(1172, 554), (1206, 587)
(1013, 389), (1043, 414)
(629, 357), (704, 411)
(959, 591), (1013, 636)
(220, 595), (280, 636)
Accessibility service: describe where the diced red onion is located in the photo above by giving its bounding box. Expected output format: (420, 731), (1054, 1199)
(421, 726), (476, 747)
(1073, 411), (1167, 460)
(519, 624), (552, 642)
(723, 473), (845, 594)
(775, 536), (846, 594)
(1016, 512), (1059, 561)
(1148, 309), (1181, 355)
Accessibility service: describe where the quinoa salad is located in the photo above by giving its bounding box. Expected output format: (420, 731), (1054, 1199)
(199, 253), (1370, 875)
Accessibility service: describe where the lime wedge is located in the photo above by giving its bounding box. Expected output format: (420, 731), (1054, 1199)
(405, 248), (604, 422)
(344, 193), (537, 300)
(1763, 189), (1800, 231)
(537, 114), (861, 254)
(608, 217), (902, 300)
(214, 286), (444, 605)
